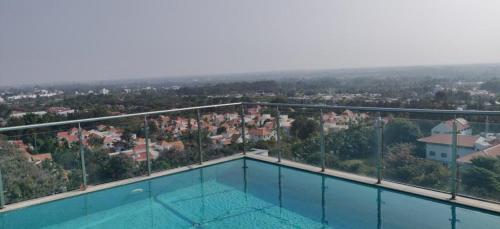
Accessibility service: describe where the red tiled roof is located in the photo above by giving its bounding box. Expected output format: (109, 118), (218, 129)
(103, 136), (113, 143)
(66, 135), (79, 143)
(444, 118), (470, 131)
(249, 128), (271, 136)
(417, 134), (479, 148)
(57, 131), (69, 138)
(133, 144), (147, 152)
(457, 144), (500, 164)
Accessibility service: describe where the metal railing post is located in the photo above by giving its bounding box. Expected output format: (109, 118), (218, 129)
(376, 113), (383, 184)
(78, 123), (88, 189)
(196, 109), (203, 164)
(320, 109), (325, 172)
(144, 115), (152, 176)
(485, 115), (490, 134)
(451, 117), (458, 199)
(276, 106), (282, 163)
(0, 169), (5, 209)
(240, 104), (246, 155)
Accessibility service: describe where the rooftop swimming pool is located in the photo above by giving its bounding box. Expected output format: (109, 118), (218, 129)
(1, 158), (499, 228)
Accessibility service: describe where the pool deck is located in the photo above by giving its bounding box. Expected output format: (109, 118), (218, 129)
(1, 153), (500, 214)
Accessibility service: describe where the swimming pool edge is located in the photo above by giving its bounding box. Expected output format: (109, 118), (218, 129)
(244, 154), (500, 215)
(0, 153), (245, 213)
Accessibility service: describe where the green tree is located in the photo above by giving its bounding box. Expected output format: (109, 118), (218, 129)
(384, 143), (450, 189)
(102, 154), (138, 180)
(291, 116), (319, 140)
(88, 135), (104, 147)
(461, 156), (500, 201)
(383, 118), (422, 146)
(0, 140), (67, 204)
(326, 122), (375, 159)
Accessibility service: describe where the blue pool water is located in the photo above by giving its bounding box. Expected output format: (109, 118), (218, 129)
(1, 158), (499, 228)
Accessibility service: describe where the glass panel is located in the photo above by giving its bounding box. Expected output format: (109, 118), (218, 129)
(200, 106), (242, 160)
(279, 107), (322, 167)
(382, 115), (451, 192)
(82, 117), (147, 186)
(458, 116), (500, 202)
(0, 124), (82, 204)
(144, 111), (197, 173)
(244, 105), (277, 157)
(324, 109), (377, 177)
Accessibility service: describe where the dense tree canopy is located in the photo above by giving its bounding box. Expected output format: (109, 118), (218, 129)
(384, 143), (450, 189)
(383, 119), (422, 146)
(461, 156), (500, 201)
(291, 116), (319, 140)
(0, 141), (67, 204)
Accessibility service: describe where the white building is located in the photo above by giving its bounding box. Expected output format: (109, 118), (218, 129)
(431, 118), (472, 136)
(10, 111), (47, 118)
(100, 88), (110, 95)
(418, 134), (490, 164)
(48, 107), (75, 116)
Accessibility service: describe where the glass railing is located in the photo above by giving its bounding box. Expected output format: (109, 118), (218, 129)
(0, 103), (242, 207)
(324, 109), (377, 178)
(1, 102), (500, 208)
(457, 117), (500, 202)
(242, 105), (278, 157)
(198, 106), (243, 161)
(0, 123), (83, 205)
(280, 107), (322, 167)
(381, 117), (451, 193)
(80, 116), (148, 186)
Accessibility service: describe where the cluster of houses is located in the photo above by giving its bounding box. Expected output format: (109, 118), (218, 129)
(7, 105), (373, 167)
(322, 110), (369, 132)
(55, 125), (184, 163)
(417, 118), (500, 165)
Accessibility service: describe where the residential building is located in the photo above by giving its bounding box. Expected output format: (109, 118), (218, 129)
(48, 107), (75, 116)
(457, 144), (500, 165)
(249, 127), (275, 142)
(417, 134), (490, 164)
(121, 143), (159, 162)
(100, 88), (110, 95)
(10, 111), (47, 118)
(431, 118), (472, 135)
(155, 140), (185, 152)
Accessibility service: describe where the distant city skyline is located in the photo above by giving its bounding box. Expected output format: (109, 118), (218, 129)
(2, 0), (500, 86)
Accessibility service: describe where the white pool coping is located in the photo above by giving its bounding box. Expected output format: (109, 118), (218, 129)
(1, 153), (499, 215)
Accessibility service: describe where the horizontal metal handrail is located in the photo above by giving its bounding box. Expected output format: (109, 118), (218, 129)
(0, 103), (242, 132)
(244, 102), (500, 115)
(1, 101), (499, 133)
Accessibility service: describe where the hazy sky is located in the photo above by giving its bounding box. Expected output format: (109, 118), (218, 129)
(1, 0), (500, 85)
